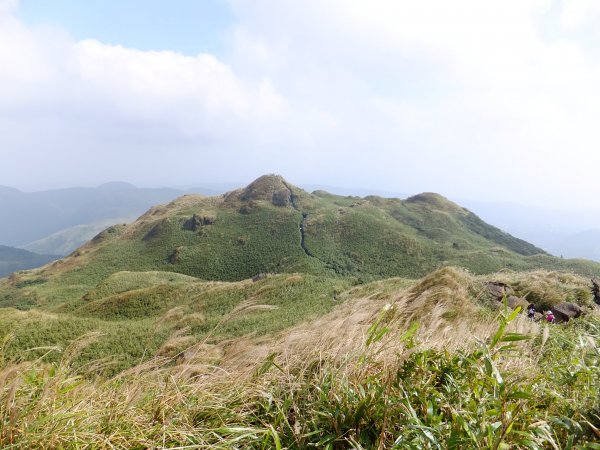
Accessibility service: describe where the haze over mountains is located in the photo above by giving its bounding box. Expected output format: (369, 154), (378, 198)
(460, 200), (600, 261)
(2, 179), (600, 265)
(0, 245), (58, 277)
(3, 175), (599, 307)
(0, 183), (222, 257)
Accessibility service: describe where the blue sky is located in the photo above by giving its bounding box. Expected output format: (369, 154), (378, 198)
(17, 0), (232, 55)
(2, 0), (600, 210)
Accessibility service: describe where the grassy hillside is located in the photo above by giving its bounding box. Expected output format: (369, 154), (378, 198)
(0, 272), (350, 375)
(0, 176), (598, 448)
(0, 267), (598, 448)
(0, 245), (58, 277)
(2, 175), (600, 313)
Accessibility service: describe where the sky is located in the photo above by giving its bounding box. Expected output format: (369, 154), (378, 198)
(1, 0), (600, 209)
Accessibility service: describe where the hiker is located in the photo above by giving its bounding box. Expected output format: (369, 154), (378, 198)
(545, 310), (555, 324)
(527, 303), (536, 320)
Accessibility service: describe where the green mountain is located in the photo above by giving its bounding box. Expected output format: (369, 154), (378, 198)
(0, 245), (58, 277)
(21, 216), (136, 256)
(3, 174), (599, 311)
(1, 175), (599, 448)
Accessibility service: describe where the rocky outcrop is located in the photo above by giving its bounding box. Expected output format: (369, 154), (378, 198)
(592, 278), (600, 305)
(485, 281), (530, 312)
(485, 280), (590, 323)
(142, 220), (170, 242)
(183, 214), (215, 231)
(485, 281), (514, 300)
(506, 295), (529, 311)
(252, 273), (268, 282)
(169, 246), (184, 264)
(223, 175), (306, 209)
(271, 189), (292, 207)
(550, 302), (585, 323)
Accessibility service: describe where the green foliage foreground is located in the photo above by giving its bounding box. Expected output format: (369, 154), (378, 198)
(0, 305), (598, 449)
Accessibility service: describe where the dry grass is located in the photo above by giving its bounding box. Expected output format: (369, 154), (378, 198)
(218, 267), (541, 375)
(490, 269), (594, 309)
(0, 267), (597, 448)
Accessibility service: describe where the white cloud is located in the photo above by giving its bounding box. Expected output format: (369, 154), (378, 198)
(0, 3), (293, 188)
(223, 0), (600, 207)
(0, 6), (287, 145)
(559, 0), (600, 30)
(0, 0), (18, 14)
(2, 0), (600, 209)
(70, 40), (287, 136)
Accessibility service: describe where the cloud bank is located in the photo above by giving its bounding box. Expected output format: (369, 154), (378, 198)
(0, 0), (288, 188)
(1, 0), (600, 209)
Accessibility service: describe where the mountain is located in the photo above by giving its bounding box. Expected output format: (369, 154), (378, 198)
(0, 183), (185, 247)
(21, 217), (135, 256)
(461, 199), (600, 261)
(3, 174), (600, 312)
(1, 175), (599, 447)
(550, 228), (600, 260)
(0, 245), (59, 277)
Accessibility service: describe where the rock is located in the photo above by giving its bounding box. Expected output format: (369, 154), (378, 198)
(592, 278), (600, 305)
(550, 302), (585, 323)
(169, 247), (183, 264)
(183, 214), (215, 231)
(485, 281), (514, 300)
(183, 214), (202, 231)
(271, 189), (292, 207)
(143, 220), (169, 242)
(252, 273), (267, 282)
(506, 295), (528, 311)
(237, 174), (291, 204)
(201, 216), (215, 225)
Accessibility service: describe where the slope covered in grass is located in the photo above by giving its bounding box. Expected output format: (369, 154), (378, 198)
(1, 176), (598, 448)
(0, 266), (598, 449)
(0, 272), (350, 375)
(3, 175), (600, 312)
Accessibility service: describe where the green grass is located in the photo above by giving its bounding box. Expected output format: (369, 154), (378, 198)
(0, 275), (597, 449)
(1, 176), (599, 447)
(0, 273), (351, 376)
(0, 310), (170, 375)
(4, 175), (600, 313)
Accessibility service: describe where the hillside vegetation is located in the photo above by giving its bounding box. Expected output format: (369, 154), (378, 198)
(3, 175), (600, 312)
(0, 175), (599, 448)
(0, 267), (598, 448)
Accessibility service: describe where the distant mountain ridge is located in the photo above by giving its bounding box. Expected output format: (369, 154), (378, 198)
(0, 183), (187, 248)
(21, 217), (135, 256)
(0, 245), (58, 277)
(3, 173), (600, 315)
(460, 200), (600, 261)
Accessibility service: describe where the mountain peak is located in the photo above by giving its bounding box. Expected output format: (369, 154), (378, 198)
(224, 174), (300, 207)
(243, 174), (290, 194)
(97, 182), (137, 191)
(405, 192), (465, 214)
